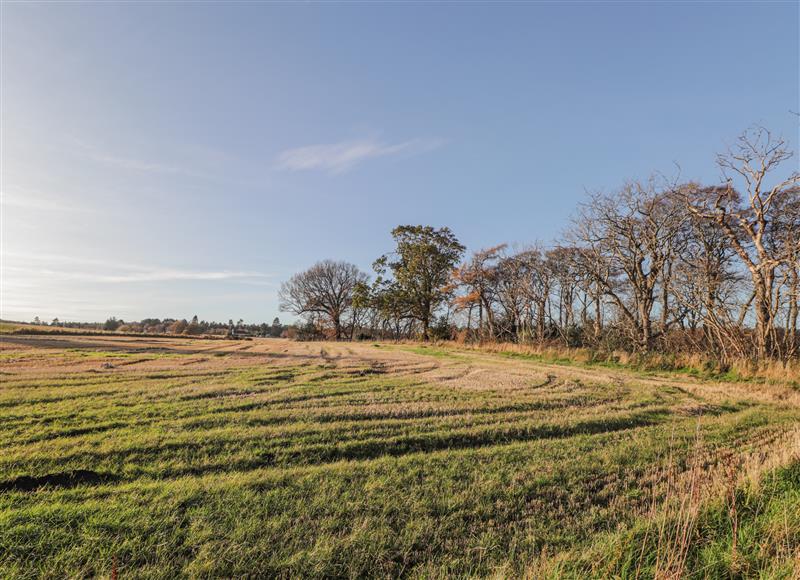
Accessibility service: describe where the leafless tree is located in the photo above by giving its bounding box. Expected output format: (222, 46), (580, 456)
(284, 126), (798, 363)
(570, 180), (687, 351)
(452, 245), (506, 340)
(768, 187), (800, 359)
(279, 260), (368, 340)
(683, 127), (800, 359)
(672, 185), (746, 360)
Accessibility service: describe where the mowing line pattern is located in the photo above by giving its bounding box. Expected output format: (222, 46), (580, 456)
(1, 336), (798, 578)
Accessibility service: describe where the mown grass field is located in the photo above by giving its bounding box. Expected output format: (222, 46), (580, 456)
(0, 335), (798, 578)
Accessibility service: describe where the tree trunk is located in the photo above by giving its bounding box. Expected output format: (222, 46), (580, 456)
(639, 300), (652, 352)
(333, 316), (342, 341)
(594, 294), (602, 340)
(753, 282), (770, 360)
(788, 265), (798, 357)
(536, 300), (546, 342)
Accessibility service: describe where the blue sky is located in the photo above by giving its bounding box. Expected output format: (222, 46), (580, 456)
(2, 1), (798, 323)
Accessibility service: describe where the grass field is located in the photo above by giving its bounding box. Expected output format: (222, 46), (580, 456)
(1, 335), (798, 578)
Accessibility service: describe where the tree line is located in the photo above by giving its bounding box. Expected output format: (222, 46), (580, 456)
(27, 316), (290, 338)
(280, 126), (799, 363)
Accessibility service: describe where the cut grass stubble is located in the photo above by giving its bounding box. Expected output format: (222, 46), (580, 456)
(0, 336), (798, 578)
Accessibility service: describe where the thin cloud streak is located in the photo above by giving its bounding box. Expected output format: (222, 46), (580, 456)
(2, 187), (95, 213)
(69, 138), (210, 178)
(93, 270), (266, 283)
(275, 137), (444, 174)
(88, 153), (187, 174)
(3, 252), (272, 284)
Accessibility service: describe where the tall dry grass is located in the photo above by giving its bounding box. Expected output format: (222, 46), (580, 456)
(446, 340), (800, 383)
(516, 427), (800, 579)
(641, 427), (800, 578)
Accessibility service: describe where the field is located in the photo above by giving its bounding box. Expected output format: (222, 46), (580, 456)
(1, 335), (798, 578)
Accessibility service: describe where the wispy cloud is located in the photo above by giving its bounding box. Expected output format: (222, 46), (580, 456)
(275, 137), (444, 174)
(1, 253), (276, 321)
(87, 153), (187, 175)
(68, 138), (209, 178)
(2, 187), (94, 213)
(90, 269), (266, 283)
(3, 252), (272, 284)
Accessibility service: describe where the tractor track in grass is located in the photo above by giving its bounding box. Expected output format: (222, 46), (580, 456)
(1, 334), (799, 577)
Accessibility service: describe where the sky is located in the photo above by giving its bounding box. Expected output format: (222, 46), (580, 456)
(1, 1), (798, 323)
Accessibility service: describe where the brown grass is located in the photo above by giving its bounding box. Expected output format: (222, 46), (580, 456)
(441, 340), (800, 383)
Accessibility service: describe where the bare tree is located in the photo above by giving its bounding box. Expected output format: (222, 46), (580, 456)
(547, 247), (583, 345)
(279, 260), (368, 340)
(282, 126), (798, 363)
(769, 187), (800, 359)
(571, 180), (686, 351)
(452, 245), (506, 340)
(517, 248), (554, 342)
(672, 185), (745, 360)
(683, 127), (800, 359)
(492, 251), (530, 340)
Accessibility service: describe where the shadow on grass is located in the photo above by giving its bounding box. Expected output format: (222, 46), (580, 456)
(165, 408), (672, 479)
(0, 469), (118, 492)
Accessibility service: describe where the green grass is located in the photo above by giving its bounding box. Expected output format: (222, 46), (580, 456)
(556, 459), (800, 578)
(0, 341), (797, 578)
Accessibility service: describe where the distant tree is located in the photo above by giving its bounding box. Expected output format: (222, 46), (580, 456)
(185, 315), (203, 335)
(51, 318), (60, 326)
(33, 316), (41, 325)
(103, 317), (121, 332)
(452, 245), (506, 340)
(374, 225), (465, 340)
(169, 319), (188, 334)
(279, 260), (368, 340)
(273, 124), (796, 361)
(370, 279), (413, 339)
(349, 280), (372, 340)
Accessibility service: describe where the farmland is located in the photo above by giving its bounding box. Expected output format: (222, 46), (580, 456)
(0, 334), (798, 578)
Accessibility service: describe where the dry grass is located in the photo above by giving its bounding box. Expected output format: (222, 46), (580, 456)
(447, 340), (800, 383)
(0, 335), (798, 578)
